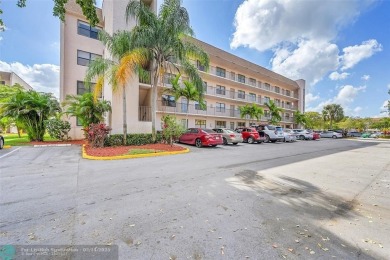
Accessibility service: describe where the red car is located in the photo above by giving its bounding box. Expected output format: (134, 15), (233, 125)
(312, 132), (321, 140)
(179, 128), (223, 148)
(235, 127), (264, 144)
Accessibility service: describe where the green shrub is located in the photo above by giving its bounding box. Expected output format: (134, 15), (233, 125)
(161, 115), (185, 146)
(45, 118), (71, 141)
(105, 133), (162, 146)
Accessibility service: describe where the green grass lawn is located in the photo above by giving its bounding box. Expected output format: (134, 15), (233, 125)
(126, 149), (162, 155)
(2, 133), (58, 146)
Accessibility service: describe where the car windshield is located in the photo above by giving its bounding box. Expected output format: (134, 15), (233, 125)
(275, 127), (283, 132)
(267, 125), (276, 130)
(202, 129), (216, 134)
(225, 130), (235, 134)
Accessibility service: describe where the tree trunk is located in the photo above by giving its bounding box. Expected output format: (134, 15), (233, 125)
(151, 72), (159, 142)
(122, 85), (127, 145)
(186, 99), (190, 128)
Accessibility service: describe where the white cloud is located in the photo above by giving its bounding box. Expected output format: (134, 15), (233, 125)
(361, 74), (370, 81)
(271, 39), (339, 86)
(0, 60), (59, 97)
(0, 36), (3, 42)
(341, 39), (382, 70)
(329, 71), (350, 80)
(305, 93), (320, 104)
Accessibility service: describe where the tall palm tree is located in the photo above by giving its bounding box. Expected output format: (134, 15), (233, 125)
(322, 104), (344, 129)
(0, 90), (60, 141)
(62, 93), (111, 129)
(239, 103), (264, 126)
(123, 0), (209, 142)
(293, 111), (307, 128)
(84, 30), (148, 145)
(169, 74), (203, 127)
(265, 100), (283, 125)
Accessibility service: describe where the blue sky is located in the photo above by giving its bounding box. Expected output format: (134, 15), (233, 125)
(0, 0), (389, 117)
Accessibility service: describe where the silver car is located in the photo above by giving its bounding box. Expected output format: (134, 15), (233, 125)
(320, 131), (342, 139)
(212, 128), (243, 145)
(283, 129), (297, 142)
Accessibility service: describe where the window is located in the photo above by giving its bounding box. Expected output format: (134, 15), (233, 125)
(237, 122), (246, 127)
(77, 50), (101, 66)
(203, 81), (208, 92)
(274, 99), (281, 106)
(195, 101), (207, 110)
(275, 86), (280, 93)
(230, 122), (235, 130)
(181, 119), (188, 128)
(0, 80), (5, 85)
(249, 93), (256, 102)
(195, 119), (206, 128)
(286, 90), (291, 96)
(264, 83), (271, 90)
(249, 78), (256, 86)
(162, 95), (176, 107)
(216, 67), (226, 77)
(77, 81), (101, 97)
(238, 90), (245, 99)
(216, 121), (226, 128)
(216, 102), (225, 112)
(163, 73), (176, 85)
(264, 96), (270, 104)
(238, 74), (245, 83)
(77, 20), (101, 39)
(197, 60), (205, 71)
(216, 85), (226, 95)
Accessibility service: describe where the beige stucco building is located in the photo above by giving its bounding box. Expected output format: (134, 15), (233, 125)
(60, 0), (305, 139)
(0, 71), (33, 90)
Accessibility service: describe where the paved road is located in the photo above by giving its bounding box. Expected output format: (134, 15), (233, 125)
(0, 139), (389, 259)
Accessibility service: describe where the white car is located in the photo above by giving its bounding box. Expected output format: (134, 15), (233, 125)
(256, 125), (285, 143)
(320, 131), (342, 139)
(292, 129), (313, 140)
(283, 130), (297, 142)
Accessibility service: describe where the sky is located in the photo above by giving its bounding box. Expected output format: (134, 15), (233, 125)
(0, 0), (389, 117)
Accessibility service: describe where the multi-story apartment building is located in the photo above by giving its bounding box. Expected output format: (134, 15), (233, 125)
(0, 71), (33, 90)
(60, 0), (305, 139)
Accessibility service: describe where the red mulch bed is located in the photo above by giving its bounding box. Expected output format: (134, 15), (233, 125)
(30, 140), (87, 145)
(85, 143), (186, 157)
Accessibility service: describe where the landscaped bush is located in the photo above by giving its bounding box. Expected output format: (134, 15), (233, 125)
(161, 115), (185, 146)
(45, 118), (71, 141)
(105, 133), (162, 147)
(86, 123), (111, 148)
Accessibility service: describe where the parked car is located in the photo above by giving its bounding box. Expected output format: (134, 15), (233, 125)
(292, 129), (314, 140)
(311, 131), (321, 140)
(235, 127), (264, 144)
(212, 128), (243, 145)
(361, 132), (372, 138)
(320, 131), (342, 139)
(370, 132), (383, 138)
(282, 129), (297, 142)
(347, 131), (362, 137)
(179, 128), (223, 148)
(0, 135), (4, 149)
(255, 125), (285, 143)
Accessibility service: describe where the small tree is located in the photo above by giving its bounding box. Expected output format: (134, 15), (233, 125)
(161, 115), (185, 146)
(322, 104), (344, 129)
(239, 103), (264, 126)
(45, 118), (71, 141)
(265, 100), (283, 125)
(85, 123), (111, 148)
(293, 111), (307, 128)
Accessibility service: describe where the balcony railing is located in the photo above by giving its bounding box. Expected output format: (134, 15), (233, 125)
(139, 106), (152, 122)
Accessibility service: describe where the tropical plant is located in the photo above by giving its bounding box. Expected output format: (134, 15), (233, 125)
(0, 90), (60, 141)
(45, 118), (71, 141)
(161, 115), (185, 146)
(265, 100), (283, 125)
(62, 93), (111, 130)
(169, 74), (204, 127)
(239, 103), (264, 126)
(293, 111), (307, 128)
(85, 123), (111, 148)
(123, 0), (209, 142)
(322, 104), (344, 129)
(85, 30), (148, 145)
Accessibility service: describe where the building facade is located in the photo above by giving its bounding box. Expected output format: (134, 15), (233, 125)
(0, 71), (33, 90)
(60, 0), (305, 139)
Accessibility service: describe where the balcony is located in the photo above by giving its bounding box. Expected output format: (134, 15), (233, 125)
(139, 106), (151, 121)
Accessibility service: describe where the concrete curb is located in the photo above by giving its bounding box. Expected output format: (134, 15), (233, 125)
(3, 145), (12, 149)
(82, 144), (190, 160)
(33, 144), (72, 147)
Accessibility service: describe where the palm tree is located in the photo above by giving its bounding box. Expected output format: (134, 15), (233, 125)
(239, 103), (264, 126)
(322, 104), (344, 129)
(169, 74), (203, 127)
(293, 111), (307, 128)
(84, 30), (148, 145)
(265, 100), (283, 125)
(0, 90), (60, 141)
(123, 0), (209, 142)
(62, 93), (111, 130)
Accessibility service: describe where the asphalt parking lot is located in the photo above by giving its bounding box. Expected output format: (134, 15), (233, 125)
(1, 139), (389, 259)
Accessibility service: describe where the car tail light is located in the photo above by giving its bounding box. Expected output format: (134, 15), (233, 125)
(229, 134), (235, 137)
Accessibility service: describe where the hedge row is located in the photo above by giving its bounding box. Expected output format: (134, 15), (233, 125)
(105, 133), (162, 146)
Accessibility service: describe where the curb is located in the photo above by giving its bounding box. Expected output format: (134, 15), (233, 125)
(33, 144), (72, 147)
(3, 145), (11, 149)
(81, 144), (190, 160)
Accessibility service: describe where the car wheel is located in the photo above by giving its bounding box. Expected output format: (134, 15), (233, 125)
(332, 135), (337, 139)
(247, 137), (254, 144)
(223, 137), (228, 145)
(0, 138), (3, 149)
(271, 140), (277, 143)
(265, 135), (270, 143)
(283, 138), (286, 142)
(299, 135), (305, 140)
(232, 143), (238, 145)
(195, 138), (202, 148)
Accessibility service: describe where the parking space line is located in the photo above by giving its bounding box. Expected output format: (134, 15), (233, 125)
(0, 147), (21, 159)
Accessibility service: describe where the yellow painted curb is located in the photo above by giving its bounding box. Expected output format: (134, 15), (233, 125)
(82, 144), (190, 160)
(3, 145), (11, 149)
